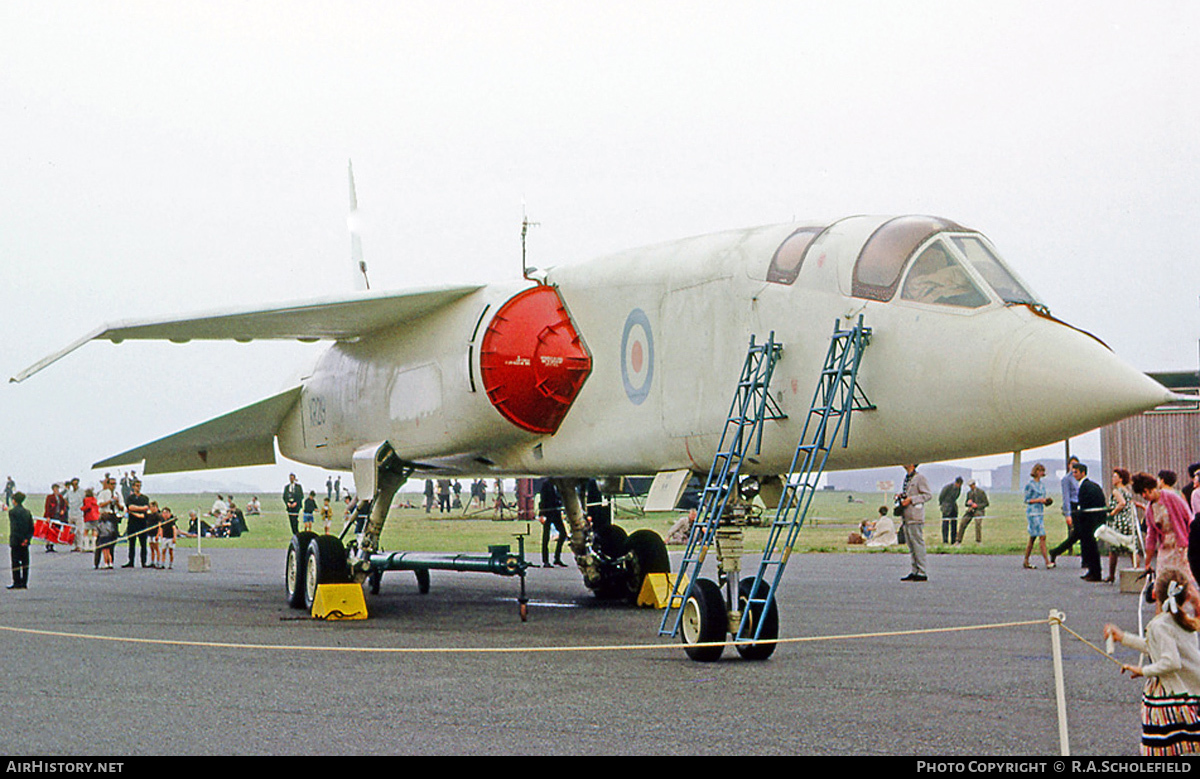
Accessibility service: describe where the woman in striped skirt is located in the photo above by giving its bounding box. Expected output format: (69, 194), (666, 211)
(1106, 571), (1200, 755)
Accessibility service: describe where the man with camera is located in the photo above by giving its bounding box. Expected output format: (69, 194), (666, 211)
(897, 463), (933, 582)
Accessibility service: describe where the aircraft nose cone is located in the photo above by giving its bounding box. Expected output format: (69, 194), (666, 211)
(994, 320), (1173, 443)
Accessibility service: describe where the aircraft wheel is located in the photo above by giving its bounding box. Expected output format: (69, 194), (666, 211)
(734, 577), (779, 661)
(285, 531), (318, 609)
(589, 525), (631, 600)
(623, 529), (670, 603)
(597, 524), (627, 558)
(680, 578), (727, 662)
(304, 534), (350, 610)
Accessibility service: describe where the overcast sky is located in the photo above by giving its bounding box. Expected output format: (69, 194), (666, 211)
(2, 1), (1197, 495)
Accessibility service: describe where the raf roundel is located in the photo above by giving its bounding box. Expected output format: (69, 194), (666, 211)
(620, 308), (654, 405)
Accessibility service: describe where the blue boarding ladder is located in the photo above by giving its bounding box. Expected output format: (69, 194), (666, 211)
(658, 332), (786, 639)
(734, 316), (872, 645)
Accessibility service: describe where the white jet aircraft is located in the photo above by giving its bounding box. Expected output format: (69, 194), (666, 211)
(13, 207), (1176, 636)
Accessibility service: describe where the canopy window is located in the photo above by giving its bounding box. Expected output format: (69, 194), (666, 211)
(852, 216), (962, 301)
(766, 226), (825, 285)
(900, 240), (990, 308)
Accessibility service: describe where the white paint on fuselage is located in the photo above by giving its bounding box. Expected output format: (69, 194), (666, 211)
(277, 216), (1172, 478)
(279, 282), (541, 470)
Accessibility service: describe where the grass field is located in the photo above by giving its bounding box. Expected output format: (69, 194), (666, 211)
(13, 486), (1057, 558)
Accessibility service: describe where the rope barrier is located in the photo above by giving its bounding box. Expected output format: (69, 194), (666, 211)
(5, 518), (188, 565)
(0, 541), (1133, 674)
(0, 517), (192, 580)
(0, 586), (1134, 754)
(0, 519), (1143, 756)
(92, 518), (179, 550)
(0, 615), (1056, 655)
(1056, 620), (1125, 668)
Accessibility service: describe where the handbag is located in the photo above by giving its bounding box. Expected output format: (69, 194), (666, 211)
(1095, 523), (1135, 550)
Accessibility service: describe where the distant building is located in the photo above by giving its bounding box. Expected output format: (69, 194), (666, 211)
(1101, 370), (1200, 478)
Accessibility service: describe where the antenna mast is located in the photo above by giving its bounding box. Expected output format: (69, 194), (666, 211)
(349, 159), (370, 291)
(521, 201), (540, 283)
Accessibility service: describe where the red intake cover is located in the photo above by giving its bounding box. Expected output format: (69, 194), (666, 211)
(480, 286), (592, 435)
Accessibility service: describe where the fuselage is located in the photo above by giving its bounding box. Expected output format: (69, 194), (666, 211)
(278, 215), (1171, 477)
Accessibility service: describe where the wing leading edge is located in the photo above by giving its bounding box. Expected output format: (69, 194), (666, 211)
(93, 386), (302, 474)
(10, 283), (484, 383)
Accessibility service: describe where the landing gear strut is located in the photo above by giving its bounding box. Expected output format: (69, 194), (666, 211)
(555, 477), (671, 603)
(677, 528), (779, 662)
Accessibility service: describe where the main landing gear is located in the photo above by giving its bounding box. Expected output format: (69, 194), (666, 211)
(285, 531), (356, 611)
(554, 477), (671, 604)
(284, 458), (668, 620)
(587, 524), (671, 603)
(285, 527), (532, 616)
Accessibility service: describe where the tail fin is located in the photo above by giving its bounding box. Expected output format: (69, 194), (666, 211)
(348, 159), (370, 291)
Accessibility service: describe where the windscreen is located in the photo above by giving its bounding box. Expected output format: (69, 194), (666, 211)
(950, 235), (1040, 306)
(900, 240), (989, 308)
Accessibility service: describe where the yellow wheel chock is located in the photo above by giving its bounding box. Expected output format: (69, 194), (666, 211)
(638, 572), (688, 609)
(311, 583), (369, 620)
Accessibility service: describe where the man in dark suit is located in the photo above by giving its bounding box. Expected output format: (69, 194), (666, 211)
(282, 474), (303, 536)
(7, 492), (33, 589)
(1050, 462), (1105, 581)
(538, 480), (567, 568)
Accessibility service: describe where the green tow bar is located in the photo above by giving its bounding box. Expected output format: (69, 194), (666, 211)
(367, 538), (533, 620)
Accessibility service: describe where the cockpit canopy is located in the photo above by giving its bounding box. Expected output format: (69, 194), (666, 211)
(766, 215), (1043, 311)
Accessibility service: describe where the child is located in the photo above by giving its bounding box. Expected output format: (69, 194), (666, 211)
(81, 488), (99, 554)
(302, 491), (317, 533)
(146, 501), (162, 569)
(97, 506), (117, 571)
(159, 507), (177, 569)
(321, 498), (332, 534)
(1105, 571), (1200, 755)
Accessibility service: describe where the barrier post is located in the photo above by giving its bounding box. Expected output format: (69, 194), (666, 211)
(1049, 609), (1070, 755)
(189, 513), (210, 573)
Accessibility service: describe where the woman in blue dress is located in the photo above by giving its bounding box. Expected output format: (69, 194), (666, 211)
(1023, 463), (1054, 569)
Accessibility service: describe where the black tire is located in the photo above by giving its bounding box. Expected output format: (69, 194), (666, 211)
(734, 576), (779, 661)
(623, 529), (670, 603)
(589, 524), (631, 600)
(285, 531), (318, 609)
(304, 534), (350, 610)
(596, 524), (627, 559)
(680, 578), (727, 662)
